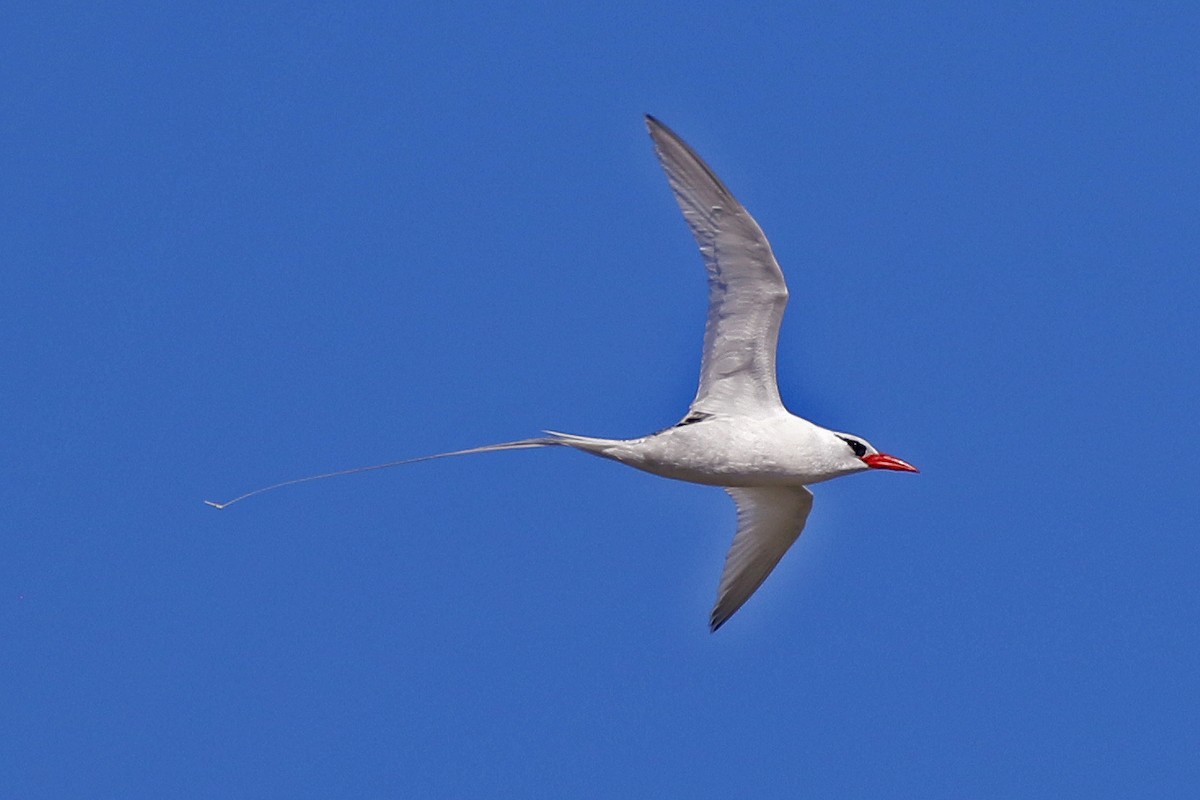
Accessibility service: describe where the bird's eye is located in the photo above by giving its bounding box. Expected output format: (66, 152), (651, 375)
(839, 437), (867, 457)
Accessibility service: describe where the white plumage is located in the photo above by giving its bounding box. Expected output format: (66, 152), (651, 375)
(208, 116), (918, 632)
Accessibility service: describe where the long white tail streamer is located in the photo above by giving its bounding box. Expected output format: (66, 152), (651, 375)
(204, 438), (558, 510)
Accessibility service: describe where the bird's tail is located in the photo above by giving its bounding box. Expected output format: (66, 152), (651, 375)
(204, 431), (617, 510)
(541, 429), (626, 457)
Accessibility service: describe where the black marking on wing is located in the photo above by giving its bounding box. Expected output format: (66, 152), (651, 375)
(675, 411), (713, 428)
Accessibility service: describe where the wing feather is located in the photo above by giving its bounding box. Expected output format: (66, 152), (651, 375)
(646, 116), (789, 416)
(711, 486), (814, 631)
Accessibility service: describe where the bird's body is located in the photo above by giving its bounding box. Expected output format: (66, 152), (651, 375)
(547, 414), (869, 489)
(209, 115), (917, 631)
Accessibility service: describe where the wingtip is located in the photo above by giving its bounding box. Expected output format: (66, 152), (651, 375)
(644, 114), (674, 139)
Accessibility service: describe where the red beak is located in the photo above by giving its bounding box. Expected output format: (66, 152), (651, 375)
(861, 453), (919, 473)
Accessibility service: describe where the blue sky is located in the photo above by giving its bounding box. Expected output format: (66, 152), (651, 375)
(3, 3), (1199, 797)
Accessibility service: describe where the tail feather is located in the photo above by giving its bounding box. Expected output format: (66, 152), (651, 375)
(542, 430), (624, 456)
(205, 436), (561, 510)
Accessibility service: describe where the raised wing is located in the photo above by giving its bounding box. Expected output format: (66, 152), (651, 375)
(711, 486), (814, 632)
(646, 115), (790, 416)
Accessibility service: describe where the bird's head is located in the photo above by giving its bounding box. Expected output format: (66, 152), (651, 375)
(834, 433), (919, 474)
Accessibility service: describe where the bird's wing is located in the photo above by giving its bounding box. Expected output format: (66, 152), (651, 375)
(646, 115), (789, 417)
(711, 486), (814, 632)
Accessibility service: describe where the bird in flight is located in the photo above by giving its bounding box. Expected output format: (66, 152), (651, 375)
(208, 115), (918, 632)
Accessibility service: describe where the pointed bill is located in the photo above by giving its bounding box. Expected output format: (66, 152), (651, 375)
(861, 453), (919, 473)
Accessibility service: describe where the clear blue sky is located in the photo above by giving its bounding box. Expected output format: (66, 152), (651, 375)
(4, 3), (1198, 797)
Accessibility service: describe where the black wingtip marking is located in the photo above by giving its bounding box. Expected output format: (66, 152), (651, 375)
(674, 411), (712, 428)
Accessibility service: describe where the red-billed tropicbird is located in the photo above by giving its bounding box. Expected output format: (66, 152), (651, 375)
(208, 115), (918, 631)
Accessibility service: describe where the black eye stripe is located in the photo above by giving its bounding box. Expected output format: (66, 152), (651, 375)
(839, 437), (867, 457)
